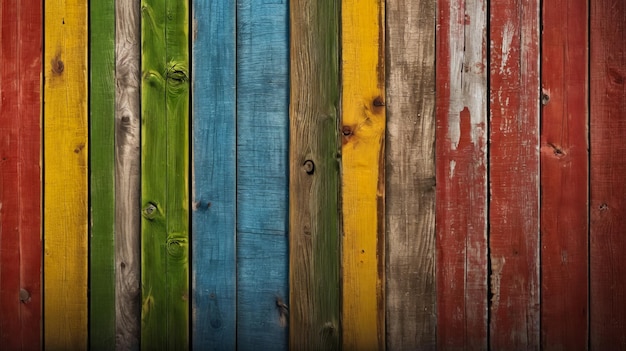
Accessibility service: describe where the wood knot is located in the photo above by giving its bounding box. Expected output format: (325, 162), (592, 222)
(51, 56), (64, 74)
(341, 126), (353, 136)
(142, 202), (158, 219)
(302, 160), (315, 175)
(19, 288), (30, 303)
(541, 92), (550, 106)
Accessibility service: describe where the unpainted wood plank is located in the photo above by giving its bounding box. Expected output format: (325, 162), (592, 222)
(435, 0), (488, 349)
(341, 0), (386, 349)
(0, 0), (42, 348)
(540, 0), (589, 349)
(236, 0), (289, 349)
(489, 0), (540, 348)
(289, 0), (341, 349)
(116, 0), (142, 349)
(385, 0), (437, 349)
(590, 0), (626, 348)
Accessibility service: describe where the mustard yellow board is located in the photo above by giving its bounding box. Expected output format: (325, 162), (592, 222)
(341, 0), (386, 350)
(44, 0), (88, 349)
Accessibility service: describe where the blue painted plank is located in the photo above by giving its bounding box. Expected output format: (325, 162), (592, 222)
(236, 0), (289, 349)
(191, 0), (237, 350)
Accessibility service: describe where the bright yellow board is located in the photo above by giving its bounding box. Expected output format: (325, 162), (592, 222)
(341, 0), (385, 350)
(44, 0), (88, 349)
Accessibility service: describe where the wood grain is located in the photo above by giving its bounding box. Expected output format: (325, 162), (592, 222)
(386, 0), (437, 349)
(116, 0), (142, 348)
(435, 0), (488, 349)
(341, 0), (386, 349)
(0, 0), (42, 349)
(489, 0), (540, 348)
(289, 0), (341, 349)
(191, 1), (237, 350)
(590, 0), (626, 348)
(236, 0), (289, 349)
(540, 0), (589, 349)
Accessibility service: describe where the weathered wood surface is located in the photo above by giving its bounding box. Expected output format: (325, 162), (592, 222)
(0, 0), (42, 349)
(191, 1), (237, 349)
(435, 0), (488, 349)
(236, 0), (289, 349)
(489, 0), (540, 348)
(386, 0), (436, 349)
(541, 0), (589, 349)
(590, 0), (626, 348)
(44, 0), (89, 349)
(289, 0), (341, 349)
(116, 0), (142, 348)
(141, 0), (190, 347)
(341, 0), (386, 349)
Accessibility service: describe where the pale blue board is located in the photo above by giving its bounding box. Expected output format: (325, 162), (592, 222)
(236, 0), (289, 349)
(191, 0), (237, 349)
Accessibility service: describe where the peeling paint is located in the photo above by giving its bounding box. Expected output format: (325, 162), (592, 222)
(490, 256), (505, 312)
(449, 160), (456, 179)
(500, 21), (514, 74)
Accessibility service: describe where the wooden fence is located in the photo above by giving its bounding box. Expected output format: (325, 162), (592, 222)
(1, 0), (625, 350)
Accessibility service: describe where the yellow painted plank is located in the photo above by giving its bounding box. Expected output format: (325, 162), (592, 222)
(44, 0), (88, 349)
(341, 0), (385, 350)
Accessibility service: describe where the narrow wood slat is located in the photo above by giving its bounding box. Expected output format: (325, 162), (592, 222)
(289, 0), (341, 349)
(116, 0), (142, 348)
(0, 0), (42, 349)
(590, 0), (626, 348)
(540, 0), (589, 349)
(435, 0), (488, 349)
(192, 1), (236, 349)
(341, 0), (386, 349)
(141, 0), (190, 347)
(90, 0), (116, 347)
(236, 0), (289, 349)
(489, 0), (540, 348)
(386, 0), (437, 349)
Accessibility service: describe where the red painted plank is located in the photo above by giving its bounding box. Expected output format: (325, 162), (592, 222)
(489, 0), (540, 348)
(540, 0), (589, 349)
(0, 0), (42, 349)
(435, 0), (488, 349)
(590, 0), (626, 348)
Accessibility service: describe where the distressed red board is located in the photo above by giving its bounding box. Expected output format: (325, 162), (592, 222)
(489, 0), (540, 348)
(590, 0), (626, 348)
(0, 0), (42, 349)
(540, 0), (589, 349)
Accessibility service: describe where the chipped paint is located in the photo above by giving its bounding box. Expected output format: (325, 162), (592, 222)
(490, 256), (505, 312)
(449, 160), (456, 179)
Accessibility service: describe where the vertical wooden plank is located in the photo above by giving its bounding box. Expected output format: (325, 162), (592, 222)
(435, 0), (488, 349)
(386, 0), (437, 349)
(191, 0), (236, 349)
(540, 0), (589, 349)
(489, 0), (540, 349)
(44, 0), (89, 348)
(236, 0), (289, 349)
(116, 0), (142, 348)
(590, 0), (626, 348)
(341, 0), (385, 349)
(141, 0), (190, 347)
(90, 0), (116, 347)
(289, 0), (341, 349)
(0, 0), (42, 349)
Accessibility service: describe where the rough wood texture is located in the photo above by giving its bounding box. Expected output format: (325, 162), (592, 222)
(341, 0), (386, 349)
(191, 1), (237, 349)
(435, 0), (488, 349)
(489, 0), (540, 349)
(44, 0), (89, 349)
(236, 0), (289, 349)
(386, 0), (436, 349)
(116, 0), (142, 348)
(0, 0), (42, 349)
(541, 0), (589, 349)
(289, 0), (341, 349)
(590, 0), (626, 348)
(141, 0), (190, 348)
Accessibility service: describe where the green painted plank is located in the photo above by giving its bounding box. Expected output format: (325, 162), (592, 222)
(90, 0), (116, 348)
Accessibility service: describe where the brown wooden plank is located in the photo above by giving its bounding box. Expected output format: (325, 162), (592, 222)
(435, 0), (488, 349)
(385, 0), (436, 349)
(590, 0), (626, 348)
(540, 0), (589, 349)
(489, 0), (540, 348)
